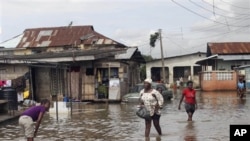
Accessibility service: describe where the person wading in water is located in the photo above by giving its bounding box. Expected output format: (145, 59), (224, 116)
(178, 81), (198, 121)
(237, 75), (246, 99)
(19, 99), (50, 141)
(139, 78), (164, 137)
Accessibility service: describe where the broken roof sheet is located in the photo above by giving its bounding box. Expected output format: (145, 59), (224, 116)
(16, 26), (125, 48)
(115, 47), (137, 59)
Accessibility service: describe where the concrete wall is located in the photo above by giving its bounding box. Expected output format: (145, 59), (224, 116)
(200, 71), (237, 91)
(0, 65), (29, 80)
(13, 49), (32, 55)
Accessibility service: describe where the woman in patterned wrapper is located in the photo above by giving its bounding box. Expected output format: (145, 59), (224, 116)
(139, 78), (164, 137)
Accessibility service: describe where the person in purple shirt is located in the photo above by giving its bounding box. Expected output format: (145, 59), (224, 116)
(19, 99), (50, 141)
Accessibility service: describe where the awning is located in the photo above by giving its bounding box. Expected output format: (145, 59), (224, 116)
(195, 54), (218, 64)
(234, 65), (250, 69)
(0, 49), (126, 64)
(217, 55), (250, 61)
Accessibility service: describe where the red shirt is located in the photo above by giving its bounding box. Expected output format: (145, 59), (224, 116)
(182, 88), (196, 104)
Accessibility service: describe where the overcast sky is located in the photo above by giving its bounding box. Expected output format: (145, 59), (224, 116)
(1, 0), (250, 58)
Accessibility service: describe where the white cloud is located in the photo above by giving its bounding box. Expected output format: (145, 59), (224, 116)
(1, 0), (250, 58)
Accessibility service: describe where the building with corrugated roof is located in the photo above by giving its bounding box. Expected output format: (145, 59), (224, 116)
(0, 25), (145, 102)
(196, 42), (250, 91)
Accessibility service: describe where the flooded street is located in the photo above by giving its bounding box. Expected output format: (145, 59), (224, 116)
(0, 90), (250, 141)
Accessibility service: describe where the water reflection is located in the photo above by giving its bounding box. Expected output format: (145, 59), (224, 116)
(0, 91), (249, 140)
(144, 136), (161, 141)
(183, 122), (197, 141)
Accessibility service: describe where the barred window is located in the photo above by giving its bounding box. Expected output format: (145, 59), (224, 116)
(216, 72), (233, 80)
(203, 72), (212, 80)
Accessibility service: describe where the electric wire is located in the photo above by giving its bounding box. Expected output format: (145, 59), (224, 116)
(220, 0), (250, 10)
(189, 0), (250, 20)
(172, 0), (250, 27)
(202, 0), (250, 16)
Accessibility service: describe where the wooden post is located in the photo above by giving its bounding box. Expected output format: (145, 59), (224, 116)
(159, 29), (166, 83)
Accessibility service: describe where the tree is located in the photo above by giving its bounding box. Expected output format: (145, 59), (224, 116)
(149, 29), (166, 83)
(149, 32), (159, 47)
(140, 55), (153, 81)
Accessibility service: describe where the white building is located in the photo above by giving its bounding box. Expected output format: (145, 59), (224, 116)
(146, 52), (206, 87)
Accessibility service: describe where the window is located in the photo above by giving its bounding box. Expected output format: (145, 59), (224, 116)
(110, 68), (118, 78)
(86, 68), (94, 75)
(194, 66), (202, 75)
(216, 72), (233, 80)
(203, 72), (212, 80)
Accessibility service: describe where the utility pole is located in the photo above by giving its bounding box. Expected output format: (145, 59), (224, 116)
(159, 29), (166, 83)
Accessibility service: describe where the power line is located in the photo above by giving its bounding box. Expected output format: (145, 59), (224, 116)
(192, 27), (249, 40)
(202, 0), (250, 16)
(161, 19), (250, 40)
(161, 24), (249, 49)
(171, 0), (250, 27)
(189, 0), (250, 20)
(220, 0), (250, 10)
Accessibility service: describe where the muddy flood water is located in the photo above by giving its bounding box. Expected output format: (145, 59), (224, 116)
(0, 90), (249, 141)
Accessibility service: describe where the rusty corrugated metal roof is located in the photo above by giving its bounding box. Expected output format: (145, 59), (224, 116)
(207, 42), (250, 55)
(16, 26), (125, 48)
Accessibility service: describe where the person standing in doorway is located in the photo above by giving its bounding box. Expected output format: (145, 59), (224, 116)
(19, 99), (50, 141)
(139, 78), (164, 137)
(178, 81), (198, 121)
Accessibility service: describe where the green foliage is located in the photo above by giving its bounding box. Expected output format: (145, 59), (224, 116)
(143, 55), (153, 62)
(98, 85), (108, 97)
(150, 32), (159, 47)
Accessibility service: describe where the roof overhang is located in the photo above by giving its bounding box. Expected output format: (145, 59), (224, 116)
(217, 55), (250, 61)
(0, 49), (127, 64)
(234, 65), (250, 69)
(115, 47), (137, 59)
(0, 56), (95, 64)
(195, 54), (218, 64)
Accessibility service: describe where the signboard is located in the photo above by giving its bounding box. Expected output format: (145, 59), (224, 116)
(109, 78), (120, 100)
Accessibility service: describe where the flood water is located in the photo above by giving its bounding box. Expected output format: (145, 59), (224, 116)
(0, 90), (249, 141)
